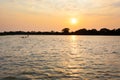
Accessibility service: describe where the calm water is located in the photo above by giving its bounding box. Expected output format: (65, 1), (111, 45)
(0, 35), (120, 80)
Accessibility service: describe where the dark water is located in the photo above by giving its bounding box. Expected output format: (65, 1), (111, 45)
(0, 35), (120, 80)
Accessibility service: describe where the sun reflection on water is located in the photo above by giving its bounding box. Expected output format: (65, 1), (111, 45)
(70, 35), (79, 55)
(71, 35), (77, 41)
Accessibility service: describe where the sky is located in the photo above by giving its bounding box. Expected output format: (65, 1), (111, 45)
(0, 0), (120, 32)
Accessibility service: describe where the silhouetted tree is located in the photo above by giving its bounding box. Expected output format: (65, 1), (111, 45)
(99, 28), (110, 35)
(88, 29), (98, 35)
(91, 29), (97, 32)
(62, 28), (70, 34)
(110, 29), (116, 35)
(75, 28), (88, 35)
(116, 28), (120, 35)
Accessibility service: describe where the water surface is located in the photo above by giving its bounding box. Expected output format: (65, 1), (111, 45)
(0, 35), (120, 80)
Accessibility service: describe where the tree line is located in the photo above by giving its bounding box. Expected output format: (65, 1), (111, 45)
(0, 28), (120, 35)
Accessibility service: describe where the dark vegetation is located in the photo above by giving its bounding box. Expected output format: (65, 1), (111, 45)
(0, 28), (120, 36)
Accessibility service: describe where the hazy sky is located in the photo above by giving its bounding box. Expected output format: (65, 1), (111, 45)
(0, 0), (120, 31)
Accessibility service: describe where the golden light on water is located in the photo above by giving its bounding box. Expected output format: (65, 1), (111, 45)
(71, 35), (77, 41)
(70, 35), (79, 54)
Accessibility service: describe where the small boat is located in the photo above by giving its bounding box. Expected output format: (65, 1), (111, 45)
(21, 35), (29, 38)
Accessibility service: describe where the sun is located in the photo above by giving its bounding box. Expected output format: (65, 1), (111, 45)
(70, 18), (77, 25)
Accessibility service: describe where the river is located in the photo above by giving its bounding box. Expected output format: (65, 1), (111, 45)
(0, 35), (120, 80)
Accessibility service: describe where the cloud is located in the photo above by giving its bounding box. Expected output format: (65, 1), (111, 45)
(0, 0), (120, 16)
(112, 1), (120, 7)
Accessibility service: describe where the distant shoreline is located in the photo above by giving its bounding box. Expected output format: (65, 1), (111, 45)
(0, 33), (120, 36)
(0, 35), (120, 36)
(0, 28), (120, 36)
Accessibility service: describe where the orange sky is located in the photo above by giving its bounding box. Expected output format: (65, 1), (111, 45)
(0, 0), (120, 32)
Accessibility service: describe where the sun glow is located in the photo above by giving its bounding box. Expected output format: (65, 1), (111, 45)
(70, 18), (77, 25)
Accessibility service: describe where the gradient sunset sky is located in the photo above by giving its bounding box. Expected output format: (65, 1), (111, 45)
(0, 0), (120, 32)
